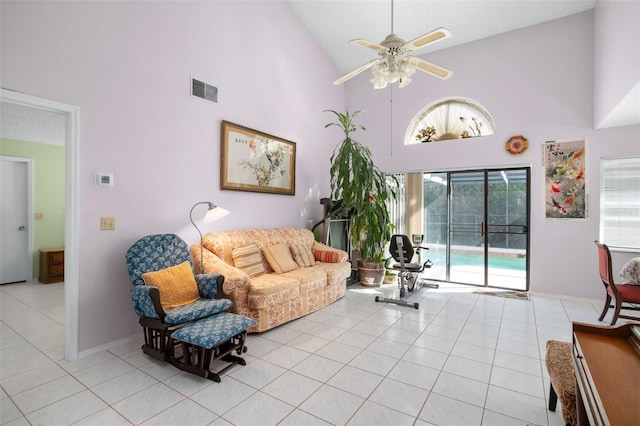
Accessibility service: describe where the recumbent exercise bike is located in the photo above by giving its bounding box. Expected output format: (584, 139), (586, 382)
(375, 234), (437, 309)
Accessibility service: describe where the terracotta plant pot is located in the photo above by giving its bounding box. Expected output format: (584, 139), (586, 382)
(358, 261), (384, 287)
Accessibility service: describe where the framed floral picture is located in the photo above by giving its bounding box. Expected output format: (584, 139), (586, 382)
(220, 121), (296, 195)
(543, 138), (587, 220)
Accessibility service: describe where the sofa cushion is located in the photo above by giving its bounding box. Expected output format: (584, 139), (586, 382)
(290, 244), (315, 267)
(248, 274), (301, 309)
(141, 261), (200, 309)
(232, 244), (265, 277)
(313, 248), (345, 263)
(263, 243), (298, 273)
(313, 261), (352, 286)
(282, 266), (327, 293)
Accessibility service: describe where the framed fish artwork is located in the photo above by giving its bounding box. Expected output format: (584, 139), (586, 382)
(543, 138), (588, 220)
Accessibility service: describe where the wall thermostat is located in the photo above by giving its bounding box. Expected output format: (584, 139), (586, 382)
(95, 173), (114, 187)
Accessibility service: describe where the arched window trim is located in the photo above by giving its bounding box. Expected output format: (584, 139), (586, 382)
(405, 97), (496, 145)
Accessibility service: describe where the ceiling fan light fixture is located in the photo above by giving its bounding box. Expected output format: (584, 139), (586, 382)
(370, 56), (417, 89)
(371, 72), (388, 89)
(398, 76), (412, 88)
(401, 59), (417, 75)
(332, 0), (453, 87)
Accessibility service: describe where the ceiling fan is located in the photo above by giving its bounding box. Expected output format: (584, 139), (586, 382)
(333, 1), (453, 89)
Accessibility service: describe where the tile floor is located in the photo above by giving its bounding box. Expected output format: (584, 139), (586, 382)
(1, 280), (608, 425)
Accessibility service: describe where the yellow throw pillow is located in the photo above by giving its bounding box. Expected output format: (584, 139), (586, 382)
(290, 243), (315, 267)
(232, 244), (265, 277)
(263, 243), (298, 274)
(141, 261), (200, 309)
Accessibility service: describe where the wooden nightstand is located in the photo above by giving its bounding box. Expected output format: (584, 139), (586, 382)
(39, 248), (64, 284)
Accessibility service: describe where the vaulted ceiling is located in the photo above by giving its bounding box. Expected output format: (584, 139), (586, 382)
(287, 0), (638, 128)
(287, 0), (597, 76)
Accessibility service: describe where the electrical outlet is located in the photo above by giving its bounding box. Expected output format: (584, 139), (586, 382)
(35, 212), (44, 220)
(100, 217), (115, 230)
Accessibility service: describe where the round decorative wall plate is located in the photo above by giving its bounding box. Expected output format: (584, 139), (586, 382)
(506, 135), (529, 155)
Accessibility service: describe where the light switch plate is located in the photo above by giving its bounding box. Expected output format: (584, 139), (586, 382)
(100, 217), (115, 230)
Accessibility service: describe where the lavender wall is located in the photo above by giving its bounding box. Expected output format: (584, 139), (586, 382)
(593, 0), (640, 127)
(344, 10), (639, 300)
(1, 1), (344, 351)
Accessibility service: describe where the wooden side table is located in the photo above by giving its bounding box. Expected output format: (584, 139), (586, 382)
(572, 322), (640, 425)
(39, 248), (64, 284)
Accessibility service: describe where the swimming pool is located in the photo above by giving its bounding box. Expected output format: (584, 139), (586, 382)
(422, 250), (525, 269)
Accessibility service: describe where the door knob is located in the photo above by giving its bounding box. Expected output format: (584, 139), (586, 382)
(18, 226), (25, 230)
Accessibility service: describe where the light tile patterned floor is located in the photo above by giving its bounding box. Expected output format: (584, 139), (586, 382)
(1, 280), (608, 425)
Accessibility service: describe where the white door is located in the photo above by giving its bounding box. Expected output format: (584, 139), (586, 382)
(1, 157), (29, 284)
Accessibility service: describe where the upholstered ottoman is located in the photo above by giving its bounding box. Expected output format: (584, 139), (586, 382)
(545, 340), (577, 426)
(169, 312), (256, 382)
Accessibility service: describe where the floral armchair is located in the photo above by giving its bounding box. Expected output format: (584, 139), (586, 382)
(126, 233), (255, 382)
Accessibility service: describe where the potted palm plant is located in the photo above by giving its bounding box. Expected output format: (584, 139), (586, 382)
(325, 109), (397, 286)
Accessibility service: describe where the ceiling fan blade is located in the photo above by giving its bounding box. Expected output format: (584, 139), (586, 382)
(349, 38), (386, 51)
(413, 57), (453, 80)
(333, 60), (376, 85)
(405, 28), (452, 52)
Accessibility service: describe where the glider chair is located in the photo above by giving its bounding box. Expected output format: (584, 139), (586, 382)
(594, 240), (640, 325)
(375, 234), (434, 309)
(126, 233), (255, 382)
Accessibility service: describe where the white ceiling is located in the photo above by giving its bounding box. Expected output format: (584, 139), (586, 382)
(0, 101), (66, 146)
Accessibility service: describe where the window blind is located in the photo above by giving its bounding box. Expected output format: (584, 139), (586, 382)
(600, 156), (640, 251)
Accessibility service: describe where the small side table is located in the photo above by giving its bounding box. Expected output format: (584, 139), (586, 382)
(40, 248), (64, 284)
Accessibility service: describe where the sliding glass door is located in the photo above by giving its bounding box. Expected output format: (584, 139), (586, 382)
(449, 171), (486, 285)
(486, 169), (529, 289)
(421, 167), (530, 290)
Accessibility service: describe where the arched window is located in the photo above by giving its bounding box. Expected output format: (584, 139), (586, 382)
(405, 97), (496, 144)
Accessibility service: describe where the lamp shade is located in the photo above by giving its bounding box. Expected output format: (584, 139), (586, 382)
(204, 205), (230, 223)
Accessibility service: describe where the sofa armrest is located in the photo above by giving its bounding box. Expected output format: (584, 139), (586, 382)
(195, 274), (225, 299)
(312, 241), (349, 263)
(190, 244), (250, 296)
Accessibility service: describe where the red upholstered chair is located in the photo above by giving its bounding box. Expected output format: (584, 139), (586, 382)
(594, 241), (640, 325)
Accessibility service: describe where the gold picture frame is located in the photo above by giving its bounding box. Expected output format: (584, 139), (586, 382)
(220, 121), (296, 195)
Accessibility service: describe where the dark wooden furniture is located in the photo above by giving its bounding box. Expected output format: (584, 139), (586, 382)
(572, 322), (640, 425)
(39, 247), (64, 284)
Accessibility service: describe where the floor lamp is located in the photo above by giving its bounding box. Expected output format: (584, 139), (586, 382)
(190, 201), (230, 273)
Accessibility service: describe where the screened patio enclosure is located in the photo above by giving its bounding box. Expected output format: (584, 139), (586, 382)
(389, 168), (530, 291)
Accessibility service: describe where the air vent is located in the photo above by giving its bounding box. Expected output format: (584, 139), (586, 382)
(191, 78), (218, 103)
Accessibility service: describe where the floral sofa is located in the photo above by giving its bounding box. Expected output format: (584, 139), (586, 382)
(190, 228), (351, 333)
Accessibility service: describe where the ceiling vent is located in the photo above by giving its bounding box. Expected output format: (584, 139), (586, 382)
(191, 78), (218, 103)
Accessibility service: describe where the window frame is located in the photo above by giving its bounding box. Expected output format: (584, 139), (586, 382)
(405, 97), (496, 145)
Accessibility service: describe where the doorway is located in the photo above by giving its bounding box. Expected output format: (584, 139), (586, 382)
(421, 167), (530, 290)
(1, 89), (80, 360)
